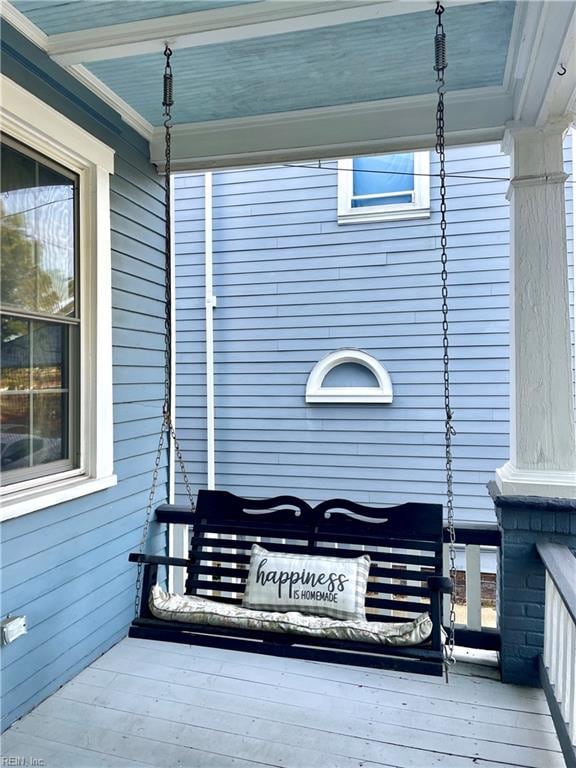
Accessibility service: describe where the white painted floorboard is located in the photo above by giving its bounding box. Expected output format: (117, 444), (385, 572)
(3, 637), (563, 768)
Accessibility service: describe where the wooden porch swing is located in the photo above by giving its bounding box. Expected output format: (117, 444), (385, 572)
(129, 2), (457, 679)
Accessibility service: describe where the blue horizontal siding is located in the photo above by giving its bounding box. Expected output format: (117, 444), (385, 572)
(0, 23), (168, 731)
(174, 145), (512, 523)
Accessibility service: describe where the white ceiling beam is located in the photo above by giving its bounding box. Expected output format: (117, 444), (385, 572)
(511, 0), (576, 126)
(48, 0), (493, 65)
(151, 86), (513, 173)
(0, 0), (155, 140)
(534, 5), (576, 125)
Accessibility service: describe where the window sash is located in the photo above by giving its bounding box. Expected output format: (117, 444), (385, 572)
(351, 190), (415, 201)
(1, 137), (80, 485)
(1, 135), (80, 317)
(337, 152), (430, 223)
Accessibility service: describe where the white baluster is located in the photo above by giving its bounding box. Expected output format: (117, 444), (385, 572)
(465, 545), (482, 631)
(566, 620), (576, 745)
(550, 583), (560, 690)
(560, 613), (573, 724)
(544, 572), (552, 670)
(442, 543), (450, 626)
(556, 601), (566, 712)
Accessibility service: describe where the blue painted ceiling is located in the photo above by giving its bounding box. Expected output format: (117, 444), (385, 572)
(12, 1), (261, 34)
(12, 0), (515, 127)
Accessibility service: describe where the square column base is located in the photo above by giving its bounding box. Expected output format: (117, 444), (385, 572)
(495, 462), (576, 499)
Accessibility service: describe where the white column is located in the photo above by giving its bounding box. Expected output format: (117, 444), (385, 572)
(496, 120), (576, 498)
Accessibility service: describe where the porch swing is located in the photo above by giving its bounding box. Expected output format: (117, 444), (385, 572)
(129, 2), (457, 679)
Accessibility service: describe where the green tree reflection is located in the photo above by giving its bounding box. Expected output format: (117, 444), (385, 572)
(0, 202), (62, 318)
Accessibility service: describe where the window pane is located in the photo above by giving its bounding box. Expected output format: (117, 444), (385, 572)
(352, 154), (415, 207)
(1, 313), (77, 482)
(1, 394), (31, 470)
(0, 142), (76, 316)
(0, 394), (65, 472)
(1, 316), (30, 390)
(32, 320), (69, 391)
(32, 392), (67, 466)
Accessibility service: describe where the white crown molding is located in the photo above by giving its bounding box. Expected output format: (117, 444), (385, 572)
(1, 73), (115, 171)
(151, 87), (512, 172)
(45, 0), (493, 65)
(1, 0), (154, 141)
(66, 64), (154, 141)
(163, 86), (509, 136)
(0, 0), (48, 49)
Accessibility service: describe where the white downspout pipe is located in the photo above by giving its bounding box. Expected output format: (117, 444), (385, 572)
(168, 174), (184, 594)
(205, 172), (216, 490)
(169, 174), (176, 506)
(572, 125), (576, 416)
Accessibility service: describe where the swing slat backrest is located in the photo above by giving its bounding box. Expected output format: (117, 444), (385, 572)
(185, 490), (444, 624)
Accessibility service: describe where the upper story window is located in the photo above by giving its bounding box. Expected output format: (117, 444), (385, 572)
(1, 74), (116, 521)
(1, 138), (80, 486)
(337, 151), (430, 224)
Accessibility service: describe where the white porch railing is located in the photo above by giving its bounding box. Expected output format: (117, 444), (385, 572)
(537, 541), (576, 768)
(443, 524), (500, 651)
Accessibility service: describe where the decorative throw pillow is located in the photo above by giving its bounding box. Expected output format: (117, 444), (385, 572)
(242, 544), (370, 621)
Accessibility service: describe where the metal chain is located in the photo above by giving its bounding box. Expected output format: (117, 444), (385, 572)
(134, 45), (195, 618)
(434, 2), (457, 676)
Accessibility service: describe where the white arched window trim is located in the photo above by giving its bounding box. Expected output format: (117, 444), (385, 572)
(305, 350), (393, 404)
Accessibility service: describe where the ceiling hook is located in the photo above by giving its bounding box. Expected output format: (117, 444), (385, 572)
(557, 63), (567, 76)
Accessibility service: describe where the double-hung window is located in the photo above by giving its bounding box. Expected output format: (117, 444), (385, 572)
(338, 151), (430, 223)
(1, 138), (80, 485)
(0, 75), (116, 520)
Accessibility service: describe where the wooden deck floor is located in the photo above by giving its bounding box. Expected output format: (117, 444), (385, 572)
(3, 637), (563, 768)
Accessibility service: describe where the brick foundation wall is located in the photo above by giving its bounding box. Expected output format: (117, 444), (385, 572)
(490, 482), (576, 686)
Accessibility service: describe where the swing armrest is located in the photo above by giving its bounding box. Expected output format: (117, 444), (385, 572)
(155, 504), (196, 524)
(427, 576), (453, 593)
(129, 553), (195, 567)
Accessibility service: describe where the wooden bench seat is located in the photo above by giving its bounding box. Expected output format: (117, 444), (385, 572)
(129, 490), (452, 676)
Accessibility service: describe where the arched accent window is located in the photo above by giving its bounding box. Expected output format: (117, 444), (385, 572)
(305, 350), (393, 404)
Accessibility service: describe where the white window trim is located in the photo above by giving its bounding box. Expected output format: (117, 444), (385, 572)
(337, 151), (431, 224)
(305, 349), (393, 404)
(1, 74), (117, 522)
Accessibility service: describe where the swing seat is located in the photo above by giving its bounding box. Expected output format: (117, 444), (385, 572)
(129, 490), (452, 677)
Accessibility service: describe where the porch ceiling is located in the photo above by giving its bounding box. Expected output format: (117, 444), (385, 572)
(4, 0), (576, 170)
